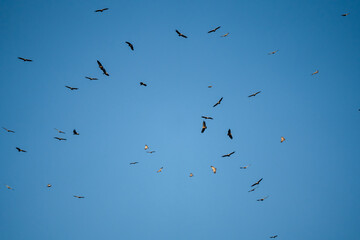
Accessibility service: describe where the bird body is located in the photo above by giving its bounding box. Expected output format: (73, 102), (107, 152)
(130, 162), (139, 165)
(55, 128), (65, 134)
(268, 50), (279, 55)
(73, 195), (85, 198)
(140, 82), (147, 86)
(97, 60), (109, 76)
(85, 77), (98, 80)
(54, 137), (67, 141)
(213, 97), (223, 107)
(341, 13), (350, 16)
(95, 8), (109, 12)
(312, 70), (319, 75)
(189, 173), (194, 177)
(201, 116), (213, 120)
(227, 129), (233, 139)
(16, 147), (26, 152)
(248, 91), (261, 97)
(18, 57), (32, 62)
(221, 33), (229, 37)
(211, 166), (217, 174)
(257, 196), (269, 201)
(222, 151), (235, 157)
(175, 29), (188, 38)
(2, 127), (15, 133)
(65, 86), (78, 90)
(251, 178), (263, 187)
(125, 42), (134, 51)
(208, 26), (221, 33)
(201, 121), (207, 133)
(47, 184), (52, 188)
(157, 167), (163, 173)
(280, 136), (285, 143)
(73, 129), (79, 135)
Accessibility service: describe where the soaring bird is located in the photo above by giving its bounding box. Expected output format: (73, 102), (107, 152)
(85, 77), (98, 80)
(248, 187), (257, 192)
(73, 129), (79, 135)
(268, 50), (279, 55)
(227, 129), (233, 139)
(222, 151), (235, 157)
(211, 166), (217, 174)
(97, 60), (109, 76)
(270, 235), (278, 238)
(65, 86), (78, 90)
(175, 29), (188, 38)
(2, 127), (15, 133)
(54, 137), (67, 141)
(312, 70), (319, 75)
(189, 173), (194, 177)
(5, 185), (14, 190)
(144, 145), (149, 150)
(130, 162), (139, 165)
(201, 116), (213, 120)
(251, 178), (263, 187)
(73, 195), (85, 199)
(140, 82), (147, 86)
(221, 33), (229, 37)
(16, 147), (26, 152)
(125, 42), (134, 51)
(248, 91), (261, 97)
(147, 151), (156, 154)
(201, 121), (207, 133)
(18, 57), (32, 62)
(54, 128), (65, 134)
(208, 26), (221, 33)
(47, 184), (52, 188)
(341, 13), (350, 16)
(257, 196), (269, 201)
(95, 8), (109, 12)
(280, 136), (285, 143)
(213, 97), (223, 107)
(157, 167), (163, 173)
(208, 85), (213, 88)
(240, 165), (251, 169)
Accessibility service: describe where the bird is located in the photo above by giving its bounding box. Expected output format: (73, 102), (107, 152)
(213, 97), (223, 107)
(157, 167), (163, 173)
(240, 165), (251, 169)
(251, 178), (263, 187)
(130, 162), (139, 165)
(189, 173), (194, 177)
(95, 8), (109, 12)
(16, 147), (26, 152)
(54, 128), (65, 134)
(175, 29), (188, 38)
(144, 145), (149, 150)
(257, 196), (269, 201)
(268, 50), (279, 55)
(97, 60), (109, 76)
(47, 184), (52, 188)
(211, 166), (217, 174)
(222, 151), (235, 157)
(312, 70), (319, 75)
(208, 85), (213, 88)
(18, 57), (32, 62)
(73, 195), (85, 199)
(270, 235), (278, 238)
(85, 77), (98, 80)
(73, 129), (79, 135)
(208, 26), (221, 33)
(147, 151), (156, 154)
(201, 121), (207, 133)
(2, 127), (15, 133)
(201, 116), (213, 120)
(221, 33), (229, 37)
(248, 187), (257, 192)
(281, 136), (285, 143)
(5, 185), (14, 190)
(227, 129), (233, 139)
(341, 13), (350, 16)
(140, 82), (147, 86)
(125, 42), (134, 51)
(54, 137), (67, 141)
(65, 86), (78, 90)
(248, 91), (261, 97)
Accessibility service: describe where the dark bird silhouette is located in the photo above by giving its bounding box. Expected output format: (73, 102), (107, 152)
(312, 70), (319, 75)
(95, 8), (109, 12)
(85, 77), (98, 80)
(257, 196), (269, 201)
(73, 129), (79, 135)
(16, 147), (26, 152)
(140, 82), (147, 86)
(270, 235), (278, 238)
(251, 178), (263, 187)
(268, 50), (279, 55)
(201, 116), (213, 120)
(54, 137), (67, 141)
(65, 86), (78, 91)
(2, 127), (15, 133)
(18, 57), (32, 62)
(189, 173), (194, 177)
(47, 184), (52, 188)
(201, 121), (207, 133)
(211, 166), (217, 174)
(54, 128), (65, 134)
(147, 151), (156, 154)
(208, 85), (213, 88)
(213, 97), (223, 107)
(222, 151), (235, 157)
(157, 167), (163, 173)
(248, 91), (261, 97)
(208, 26), (221, 33)
(240, 165), (251, 169)
(125, 42), (134, 51)
(341, 13), (350, 16)
(227, 129), (233, 139)
(221, 33), (229, 37)
(130, 162), (139, 165)
(73, 195), (85, 198)
(248, 187), (257, 192)
(175, 29), (188, 38)
(97, 60), (109, 76)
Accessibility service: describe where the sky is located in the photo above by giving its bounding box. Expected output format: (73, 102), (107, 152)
(0, 0), (360, 239)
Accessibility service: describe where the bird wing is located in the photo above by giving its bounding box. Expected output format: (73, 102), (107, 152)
(176, 30), (181, 35)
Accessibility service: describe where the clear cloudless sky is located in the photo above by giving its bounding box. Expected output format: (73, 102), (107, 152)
(1, 0), (360, 239)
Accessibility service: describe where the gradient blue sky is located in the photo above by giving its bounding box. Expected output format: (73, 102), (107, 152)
(1, 0), (360, 239)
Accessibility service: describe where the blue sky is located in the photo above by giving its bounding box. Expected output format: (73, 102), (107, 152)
(1, 0), (360, 239)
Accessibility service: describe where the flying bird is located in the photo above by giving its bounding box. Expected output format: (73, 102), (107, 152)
(130, 162), (139, 165)
(240, 165), (251, 169)
(140, 82), (147, 86)
(257, 196), (269, 201)
(248, 91), (261, 97)
(65, 86), (78, 91)
(251, 178), (263, 187)
(54, 137), (67, 141)
(73, 195), (85, 199)
(157, 167), (163, 173)
(175, 29), (188, 38)
(85, 77), (98, 80)
(341, 13), (350, 16)
(280, 136), (285, 143)
(54, 128), (65, 134)
(213, 97), (223, 107)
(201, 116), (213, 120)
(18, 57), (32, 62)
(270, 235), (278, 238)
(312, 70), (319, 75)
(189, 173), (194, 177)
(73, 129), (79, 135)
(208, 26), (221, 33)
(2, 127), (15, 133)
(16, 147), (26, 152)
(97, 60), (109, 76)
(144, 145), (149, 150)
(248, 187), (257, 192)
(5, 185), (14, 190)
(201, 121), (207, 133)
(221, 33), (229, 37)
(268, 50), (279, 55)
(211, 166), (217, 174)
(222, 151), (235, 157)
(125, 42), (134, 51)
(95, 8), (109, 12)
(208, 85), (213, 88)
(227, 129), (233, 139)
(147, 151), (156, 154)
(47, 184), (52, 188)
